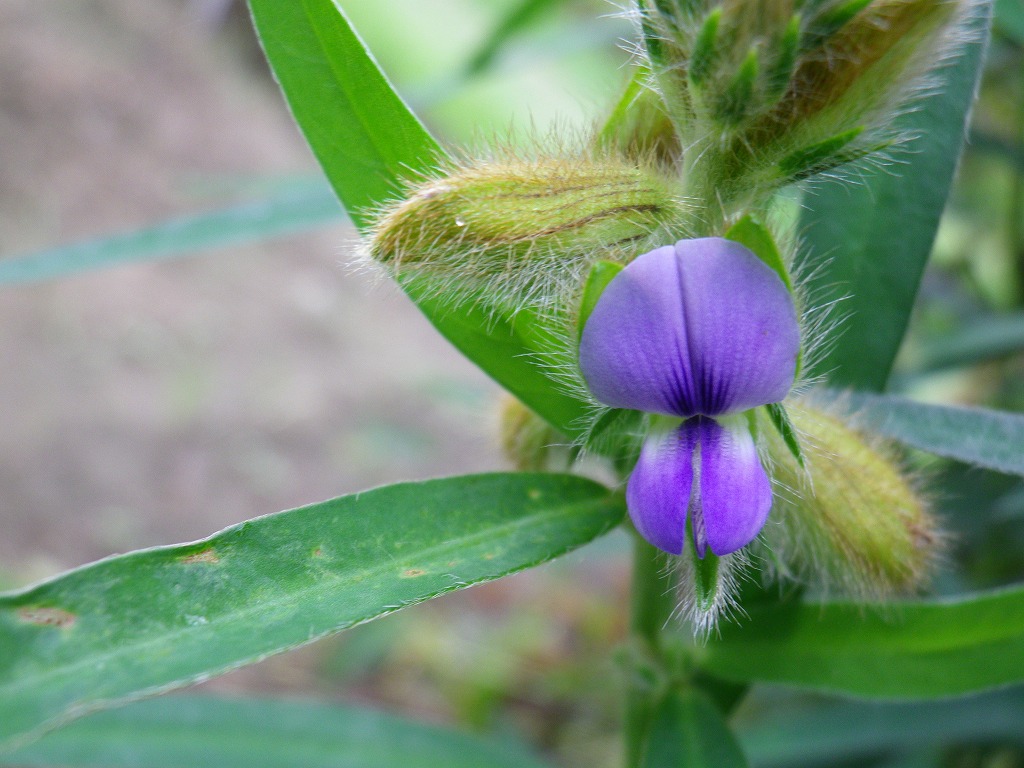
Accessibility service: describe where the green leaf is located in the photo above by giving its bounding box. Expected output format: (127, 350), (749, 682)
(741, 689), (1024, 768)
(249, 0), (591, 438)
(0, 473), (624, 748)
(641, 689), (749, 768)
(806, 0), (874, 50)
(248, 0), (441, 229)
(996, 0), (1024, 45)
(912, 311), (1024, 371)
(842, 391), (1024, 477)
(594, 66), (680, 164)
(3, 694), (552, 768)
(597, 67), (650, 149)
(688, 10), (722, 87)
(764, 14), (800, 103)
(701, 585), (1024, 698)
(0, 181), (342, 286)
(716, 47), (759, 125)
(799, 3), (993, 391)
(777, 126), (867, 181)
(465, 0), (561, 76)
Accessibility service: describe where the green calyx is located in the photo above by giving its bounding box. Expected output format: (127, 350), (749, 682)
(688, 9), (722, 87)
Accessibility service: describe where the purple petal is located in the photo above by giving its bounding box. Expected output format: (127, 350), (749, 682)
(579, 238), (799, 417)
(580, 244), (691, 416)
(693, 417), (773, 557)
(626, 423), (697, 555)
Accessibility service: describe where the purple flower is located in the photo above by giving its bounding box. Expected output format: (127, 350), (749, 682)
(579, 238), (800, 556)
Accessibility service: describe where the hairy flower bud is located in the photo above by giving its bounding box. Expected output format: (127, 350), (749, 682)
(755, 0), (972, 177)
(761, 399), (943, 598)
(366, 154), (690, 308)
(633, 0), (979, 218)
(498, 395), (568, 471)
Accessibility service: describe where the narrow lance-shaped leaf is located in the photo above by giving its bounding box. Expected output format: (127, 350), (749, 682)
(594, 65), (680, 164)
(912, 311), (1024, 371)
(0, 473), (624, 748)
(249, 0), (440, 229)
(0, 181), (343, 286)
(700, 584), (1024, 698)
(800, 3), (993, 391)
(641, 689), (749, 768)
(843, 390), (1024, 477)
(248, 0), (591, 437)
(740, 689), (1024, 768)
(464, 0), (561, 76)
(3, 695), (554, 768)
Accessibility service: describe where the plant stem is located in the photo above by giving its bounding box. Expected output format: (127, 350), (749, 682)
(1012, 55), (1024, 304)
(624, 532), (678, 768)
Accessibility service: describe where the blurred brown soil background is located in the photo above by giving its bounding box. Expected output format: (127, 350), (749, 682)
(0, 0), (506, 584)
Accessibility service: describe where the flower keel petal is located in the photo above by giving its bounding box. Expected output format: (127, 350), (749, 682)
(695, 417), (773, 557)
(626, 424), (697, 555)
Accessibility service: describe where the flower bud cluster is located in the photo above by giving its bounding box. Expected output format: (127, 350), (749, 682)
(634, 0), (978, 218)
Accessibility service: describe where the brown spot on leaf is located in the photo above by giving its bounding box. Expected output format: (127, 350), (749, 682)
(18, 606), (76, 629)
(180, 548), (219, 564)
(402, 568), (426, 578)
(312, 547), (324, 558)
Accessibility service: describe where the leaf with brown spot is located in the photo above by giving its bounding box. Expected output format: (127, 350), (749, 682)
(16, 607), (76, 630)
(0, 472), (623, 747)
(179, 549), (219, 565)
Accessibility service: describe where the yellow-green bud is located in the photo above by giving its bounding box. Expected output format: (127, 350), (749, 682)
(366, 154), (690, 307)
(498, 395), (567, 472)
(761, 400), (943, 599)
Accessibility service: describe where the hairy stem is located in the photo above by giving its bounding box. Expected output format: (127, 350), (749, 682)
(624, 532), (677, 767)
(1012, 59), (1024, 303)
